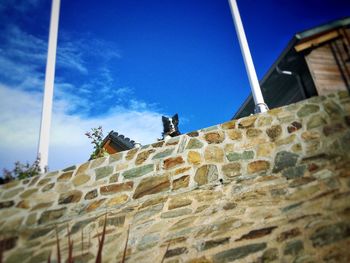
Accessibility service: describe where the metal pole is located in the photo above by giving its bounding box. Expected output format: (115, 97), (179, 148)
(228, 0), (268, 113)
(38, 0), (61, 172)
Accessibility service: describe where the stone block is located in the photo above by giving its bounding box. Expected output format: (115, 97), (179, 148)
(42, 183), (55, 192)
(95, 166), (114, 180)
(205, 146), (224, 162)
(204, 131), (225, 144)
(85, 189), (98, 200)
(287, 121), (302, 133)
(135, 149), (156, 165)
(194, 164), (218, 186)
(246, 128), (262, 138)
(188, 151), (201, 165)
(266, 125), (282, 140)
(163, 156), (185, 170)
(100, 181), (134, 195)
(198, 237), (230, 251)
(133, 175), (170, 199)
(221, 163), (241, 178)
(169, 197), (192, 210)
(310, 222), (350, 247)
(58, 171), (73, 181)
(297, 104), (319, 117)
(125, 148), (139, 160)
(221, 120), (236, 129)
(282, 165), (306, 179)
(212, 243), (266, 262)
(238, 116), (257, 128)
(106, 194), (129, 206)
(236, 226), (277, 241)
(58, 190), (82, 204)
(186, 138), (204, 149)
(283, 240), (304, 256)
(226, 151), (254, 162)
(247, 160), (270, 174)
(72, 173), (90, 186)
(38, 207), (66, 224)
(122, 164), (154, 179)
(161, 208), (192, 218)
(307, 115), (327, 129)
(227, 129), (243, 141)
(85, 199), (106, 212)
(172, 175), (190, 190)
(164, 247), (188, 258)
(273, 151), (299, 173)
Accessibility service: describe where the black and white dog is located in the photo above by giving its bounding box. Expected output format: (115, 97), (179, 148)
(161, 113), (181, 140)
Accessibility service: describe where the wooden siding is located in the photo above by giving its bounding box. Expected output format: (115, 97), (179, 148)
(103, 139), (118, 154)
(305, 28), (350, 95)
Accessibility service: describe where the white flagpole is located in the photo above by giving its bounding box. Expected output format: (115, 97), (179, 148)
(228, 0), (268, 113)
(38, 0), (61, 172)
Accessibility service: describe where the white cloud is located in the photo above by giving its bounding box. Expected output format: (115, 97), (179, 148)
(0, 84), (163, 172)
(0, 14), (163, 173)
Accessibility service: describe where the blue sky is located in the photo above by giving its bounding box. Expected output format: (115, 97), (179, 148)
(0, 0), (349, 172)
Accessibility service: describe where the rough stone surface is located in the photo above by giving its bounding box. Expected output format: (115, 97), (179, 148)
(100, 182), (134, 195)
(226, 151), (254, 162)
(172, 175), (190, 190)
(85, 189), (98, 200)
(310, 222), (350, 247)
(187, 151), (201, 165)
(284, 240), (304, 256)
(212, 243), (267, 262)
(163, 156), (185, 170)
(123, 164), (154, 179)
(204, 131), (225, 144)
(152, 148), (175, 159)
(57, 171), (73, 181)
(38, 208), (66, 224)
(95, 166), (113, 180)
(282, 165), (306, 179)
(221, 163), (241, 178)
(287, 121), (302, 133)
(247, 160), (270, 174)
(273, 151), (299, 173)
(58, 190), (82, 204)
(238, 116), (257, 128)
(72, 173), (90, 186)
(186, 138), (204, 149)
(0, 91), (349, 263)
(204, 146), (224, 163)
(297, 104), (319, 117)
(136, 149), (156, 165)
(133, 175), (170, 199)
(266, 125), (282, 140)
(227, 129), (242, 140)
(194, 165), (218, 185)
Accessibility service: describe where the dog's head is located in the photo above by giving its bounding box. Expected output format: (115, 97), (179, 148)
(162, 113), (180, 137)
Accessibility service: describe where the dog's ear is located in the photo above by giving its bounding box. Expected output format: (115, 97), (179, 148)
(172, 113), (179, 123)
(162, 116), (167, 124)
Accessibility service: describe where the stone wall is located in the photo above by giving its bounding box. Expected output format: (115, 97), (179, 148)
(1, 91), (350, 263)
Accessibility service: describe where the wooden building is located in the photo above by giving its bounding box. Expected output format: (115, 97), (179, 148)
(234, 17), (350, 119)
(101, 131), (137, 154)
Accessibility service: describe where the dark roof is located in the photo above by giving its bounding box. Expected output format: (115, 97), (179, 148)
(233, 16), (350, 119)
(102, 131), (136, 151)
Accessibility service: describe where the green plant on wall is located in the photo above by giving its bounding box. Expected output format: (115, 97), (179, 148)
(85, 126), (109, 160)
(1, 157), (41, 184)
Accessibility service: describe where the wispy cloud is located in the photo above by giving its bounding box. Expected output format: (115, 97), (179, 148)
(0, 83), (162, 171)
(0, 6), (163, 172)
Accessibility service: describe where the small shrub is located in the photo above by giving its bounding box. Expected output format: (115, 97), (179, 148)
(85, 126), (109, 160)
(1, 157), (41, 184)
